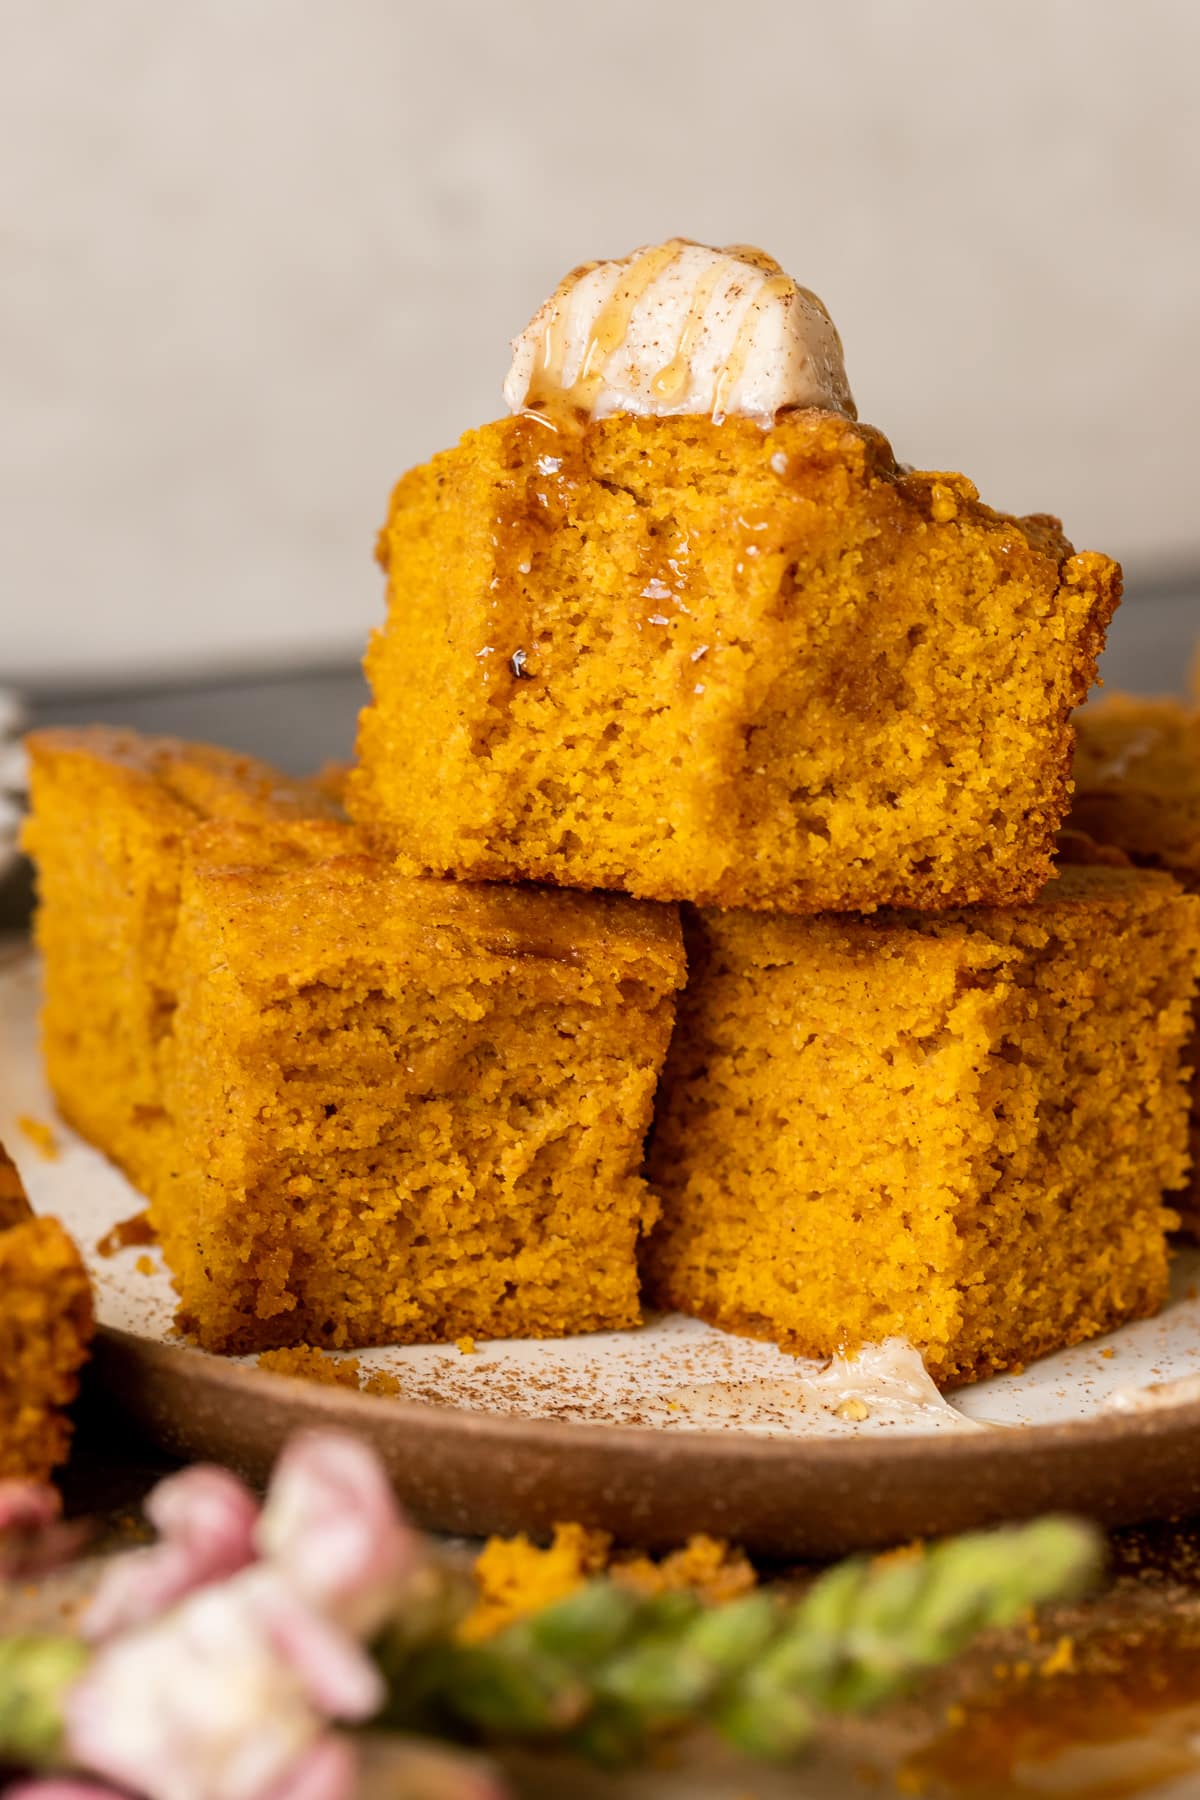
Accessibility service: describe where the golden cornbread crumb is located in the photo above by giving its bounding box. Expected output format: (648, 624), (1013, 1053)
(0, 1142), (94, 1481)
(462, 1523), (755, 1642)
(612, 1534), (756, 1606)
(256, 1345), (404, 1397)
(455, 1336), (478, 1356)
(462, 1522), (611, 1641)
(1041, 1636), (1077, 1678)
(17, 1116), (59, 1161)
(0, 1140), (30, 1231)
(350, 410), (1119, 913)
(257, 1346), (363, 1389)
(647, 864), (1200, 1387)
(1071, 693), (1200, 1233)
(26, 727), (685, 1354)
(361, 1369), (403, 1398)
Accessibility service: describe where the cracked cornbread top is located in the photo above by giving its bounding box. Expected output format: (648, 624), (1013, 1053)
(504, 239), (855, 425)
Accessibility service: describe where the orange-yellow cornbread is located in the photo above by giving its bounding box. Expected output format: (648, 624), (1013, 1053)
(350, 410), (1119, 913)
(22, 728), (342, 1197)
(1071, 694), (1200, 1231)
(0, 1142), (94, 1481)
(645, 865), (1200, 1388)
(1071, 695), (1200, 873)
(25, 728), (684, 1354)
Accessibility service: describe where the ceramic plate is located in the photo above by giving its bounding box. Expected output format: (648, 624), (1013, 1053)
(4, 945), (1198, 1554)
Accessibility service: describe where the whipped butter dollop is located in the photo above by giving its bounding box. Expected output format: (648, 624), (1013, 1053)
(503, 238), (856, 427)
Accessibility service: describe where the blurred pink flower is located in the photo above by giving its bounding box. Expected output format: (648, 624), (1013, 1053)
(257, 1734), (357, 1800)
(255, 1578), (385, 1718)
(0, 1479), (61, 1533)
(68, 1567), (372, 1800)
(0, 1479), (86, 1579)
(256, 1432), (419, 1636)
(63, 1433), (427, 1800)
(5, 1783), (129, 1799)
(83, 1466), (259, 1641)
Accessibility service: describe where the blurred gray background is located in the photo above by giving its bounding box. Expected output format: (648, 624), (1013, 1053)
(3, 0), (1198, 751)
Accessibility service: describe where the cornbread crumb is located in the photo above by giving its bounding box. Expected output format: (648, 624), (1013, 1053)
(456, 1336), (478, 1356)
(462, 1522), (755, 1642)
(0, 1142), (94, 1481)
(17, 1116), (59, 1161)
(361, 1369), (403, 1398)
(1041, 1635), (1076, 1678)
(612, 1534), (756, 1606)
(135, 1254), (156, 1277)
(351, 410), (1118, 913)
(648, 865), (1200, 1386)
(255, 1345), (405, 1399)
(257, 1346), (363, 1390)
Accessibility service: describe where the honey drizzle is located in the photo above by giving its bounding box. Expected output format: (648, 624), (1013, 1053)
(527, 239), (688, 412)
(651, 259), (725, 402)
(721, 242), (784, 275)
(711, 271), (797, 423)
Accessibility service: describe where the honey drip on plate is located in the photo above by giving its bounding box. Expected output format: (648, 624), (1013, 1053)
(527, 239), (688, 413)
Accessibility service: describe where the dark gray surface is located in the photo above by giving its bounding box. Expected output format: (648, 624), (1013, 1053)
(27, 665), (369, 776)
(1097, 581), (1200, 697)
(22, 586), (1200, 775)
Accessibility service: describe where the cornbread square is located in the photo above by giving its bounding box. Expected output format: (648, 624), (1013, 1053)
(349, 410), (1119, 913)
(24, 728), (684, 1354)
(0, 1143), (94, 1481)
(645, 864), (1200, 1387)
(161, 819), (683, 1352)
(1071, 694), (1200, 1229)
(1071, 695), (1200, 872)
(23, 728), (341, 1196)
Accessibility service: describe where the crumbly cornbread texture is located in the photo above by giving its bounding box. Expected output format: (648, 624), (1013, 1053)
(25, 728), (684, 1354)
(1071, 694), (1200, 1230)
(23, 729), (342, 1198)
(645, 865), (1200, 1388)
(350, 410), (1120, 913)
(463, 1523), (755, 1643)
(0, 1143), (94, 1481)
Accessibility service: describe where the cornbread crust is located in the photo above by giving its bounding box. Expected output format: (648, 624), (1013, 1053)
(0, 1143), (94, 1481)
(645, 865), (1200, 1388)
(22, 728), (342, 1196)
(1070, 695), (1200, 1230)
(25, 728), (684, 1354)
(350, 410), (1119, 913)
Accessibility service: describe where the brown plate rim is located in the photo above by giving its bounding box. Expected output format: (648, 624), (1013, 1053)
(97, 1322), (1200, 1461)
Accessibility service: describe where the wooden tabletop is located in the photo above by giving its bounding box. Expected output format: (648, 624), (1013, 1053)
(7, 1402), (1200, 1800)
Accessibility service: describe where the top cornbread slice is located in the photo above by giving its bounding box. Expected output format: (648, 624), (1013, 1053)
(350, 409), (1120, 912)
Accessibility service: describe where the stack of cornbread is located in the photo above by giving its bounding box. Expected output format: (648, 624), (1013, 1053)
(22, 240), (1200, 1387)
